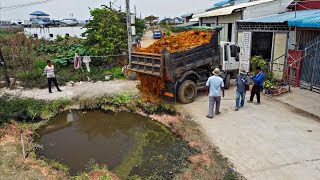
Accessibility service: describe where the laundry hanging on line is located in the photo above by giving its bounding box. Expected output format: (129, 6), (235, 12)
(82, 56), (92, 73)
(74, 53), (82, 70)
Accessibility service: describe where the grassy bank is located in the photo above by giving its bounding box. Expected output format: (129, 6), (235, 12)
(0, 93), (242, 180)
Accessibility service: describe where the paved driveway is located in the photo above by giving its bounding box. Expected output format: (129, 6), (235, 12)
(181, 86), (320, 180)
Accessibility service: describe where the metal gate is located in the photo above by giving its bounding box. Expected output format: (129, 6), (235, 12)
(300, 36), (320, 93)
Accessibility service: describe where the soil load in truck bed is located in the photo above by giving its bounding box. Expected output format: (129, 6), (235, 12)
(134, 30), (215, 97)
(137, 30), (213, 54)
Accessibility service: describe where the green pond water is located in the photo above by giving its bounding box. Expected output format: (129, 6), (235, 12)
(37, 111), (194, 179)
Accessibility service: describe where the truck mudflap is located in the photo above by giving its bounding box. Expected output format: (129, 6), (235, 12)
(163, 81), (177, 99)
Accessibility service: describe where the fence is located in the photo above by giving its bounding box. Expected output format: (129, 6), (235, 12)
(299, 36), (320, 93)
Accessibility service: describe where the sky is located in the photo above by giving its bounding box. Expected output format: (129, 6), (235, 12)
(0, 0), (218, 20)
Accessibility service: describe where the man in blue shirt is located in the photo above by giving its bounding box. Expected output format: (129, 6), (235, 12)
(249, 66), (265, 104)
(206, 68), (225, 119)
(235, 70), (250, 111)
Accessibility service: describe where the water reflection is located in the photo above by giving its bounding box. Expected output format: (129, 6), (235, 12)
(37, 111), (192, 179)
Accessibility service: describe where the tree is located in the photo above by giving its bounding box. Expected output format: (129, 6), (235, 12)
(135, 17), (146, 37)
(83, 8), (127, 56)
(144, 15), (158, 26)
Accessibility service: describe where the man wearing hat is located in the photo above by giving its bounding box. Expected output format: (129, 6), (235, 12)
(206, 68), (225, 119)
(235, 70), (250, 111)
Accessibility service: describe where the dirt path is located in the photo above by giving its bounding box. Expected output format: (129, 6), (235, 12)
(180, 85), (320, 180)
(141, 30), (156, 48)
(0, 80), (138, 100)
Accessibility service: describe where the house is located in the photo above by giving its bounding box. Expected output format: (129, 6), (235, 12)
(236, 9), (320, 80)
(288, 0), (320, 11)
(193, 0), (292, 43)
(286, 12), (320, 93)
(30, 11), (51, 27)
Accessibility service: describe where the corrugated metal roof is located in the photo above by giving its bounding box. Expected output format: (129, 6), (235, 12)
(288, 12), (320, 28)
(30, 11), (50, 16)
(238, 9), (320, 23)
(175, 21), (199, 28)
(193, 0), (274, 18)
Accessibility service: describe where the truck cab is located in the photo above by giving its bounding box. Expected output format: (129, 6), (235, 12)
(219, 42), (240, 89)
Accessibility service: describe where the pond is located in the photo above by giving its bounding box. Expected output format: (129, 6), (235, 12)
(37, 111), (194, 179)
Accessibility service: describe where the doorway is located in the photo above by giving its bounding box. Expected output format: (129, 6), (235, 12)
(251, 32), (273, 61)
(228, 23), (232, 42)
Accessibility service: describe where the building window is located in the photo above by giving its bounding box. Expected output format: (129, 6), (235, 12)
(206, 24), (211, 27)
(65, 33), (70, 38)
(49, 34), (54, 38)
(33, 34), (38, 38)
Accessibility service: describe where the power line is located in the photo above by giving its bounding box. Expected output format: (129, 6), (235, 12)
(0, 0), (57, 11)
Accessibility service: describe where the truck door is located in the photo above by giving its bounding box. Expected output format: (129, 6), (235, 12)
(225, 44), (240, 71)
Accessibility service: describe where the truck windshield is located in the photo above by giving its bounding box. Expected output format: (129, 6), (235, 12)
(154, 30), (161, 34)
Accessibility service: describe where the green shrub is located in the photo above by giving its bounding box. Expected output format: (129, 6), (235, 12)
(0, 96), (70, 124)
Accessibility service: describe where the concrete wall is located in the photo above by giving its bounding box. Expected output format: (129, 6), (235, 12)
(273, 33), (287, 80)
(24, 27), (86, 40)
(218, 12), (242, 42)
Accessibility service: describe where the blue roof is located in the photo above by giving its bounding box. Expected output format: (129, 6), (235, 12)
(30, 11), (50, 16)
(288, 13), (320, 28)
(239, 9), (320, 23)
(214, 0), (231, 7)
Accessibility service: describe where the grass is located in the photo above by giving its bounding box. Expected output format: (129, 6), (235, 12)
(0, 95), (71, 125)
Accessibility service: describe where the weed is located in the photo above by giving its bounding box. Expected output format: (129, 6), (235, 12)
(49, 160), (70, 174)
(0, 95), (70, 125)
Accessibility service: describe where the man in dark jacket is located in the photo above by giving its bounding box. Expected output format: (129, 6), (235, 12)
(235, 70), (250, 111)
(249, 66), (265, 104)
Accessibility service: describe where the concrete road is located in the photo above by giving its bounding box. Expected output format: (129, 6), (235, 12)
(180, 85), (320, 180)
(140, 30), (157, 48)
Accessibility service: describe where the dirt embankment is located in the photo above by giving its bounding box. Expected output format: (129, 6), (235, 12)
(0, 122), (67, 180)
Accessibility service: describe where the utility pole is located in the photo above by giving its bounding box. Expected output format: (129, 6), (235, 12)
(109, 1), (112, 9)
(125, 0), (132, 64)
(134, 5), (137, 16)
(0, 48), (11, 87)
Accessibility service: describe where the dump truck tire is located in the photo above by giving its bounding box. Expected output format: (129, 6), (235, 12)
(178, 80), (197, 104)
(224, 73), (230, 89)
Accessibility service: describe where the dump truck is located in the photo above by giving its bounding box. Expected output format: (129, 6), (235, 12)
(129, 28), (240, 104)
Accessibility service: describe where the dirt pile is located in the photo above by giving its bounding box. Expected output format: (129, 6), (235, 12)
(137, 30), (213, 54)
(137, 73), (166, 96)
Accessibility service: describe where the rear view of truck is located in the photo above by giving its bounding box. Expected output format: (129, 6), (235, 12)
(129, 30), (220, 103)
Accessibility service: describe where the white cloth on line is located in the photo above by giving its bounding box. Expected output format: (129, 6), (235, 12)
(82, 56), (91, 72)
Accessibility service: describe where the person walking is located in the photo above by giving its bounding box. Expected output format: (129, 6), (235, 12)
(249, 66), (265, 104)
(235, 70), (250, 111)
(206, 68), (225, 119)
(44, 60), (62, 93)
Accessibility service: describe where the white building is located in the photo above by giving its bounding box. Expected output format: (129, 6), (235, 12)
(24, 26), (86, 40)
(193, 0), (292, 43)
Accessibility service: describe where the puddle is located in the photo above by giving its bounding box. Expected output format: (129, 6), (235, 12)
(37, 111), (194, 179)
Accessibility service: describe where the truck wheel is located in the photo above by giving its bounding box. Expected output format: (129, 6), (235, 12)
(224, 74), (230, 89)
(178, 80), (197, 104)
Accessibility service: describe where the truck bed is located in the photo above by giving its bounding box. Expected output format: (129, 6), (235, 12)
(129, 31), (220, 82)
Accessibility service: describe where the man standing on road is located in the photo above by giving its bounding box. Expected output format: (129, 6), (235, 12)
(206, 68), (225, 119)
(235, 70), (250, 111)
(249, 66), (264, 104)
(44, 60), (62, 93)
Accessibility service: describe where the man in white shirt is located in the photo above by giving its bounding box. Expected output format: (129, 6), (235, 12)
(206, 68), (225, 119)
(44, 60), (62, 93)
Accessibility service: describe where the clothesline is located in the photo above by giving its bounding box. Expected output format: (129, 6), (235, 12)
(51, 54), (124, 62)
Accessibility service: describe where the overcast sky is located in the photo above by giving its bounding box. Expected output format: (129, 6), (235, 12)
(0, 0), (218, 20)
